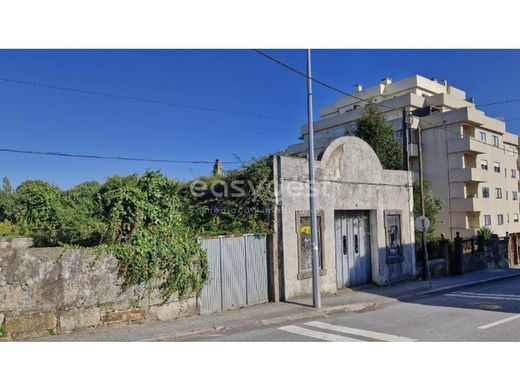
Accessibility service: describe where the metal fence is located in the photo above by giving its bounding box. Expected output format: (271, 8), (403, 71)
(199, 234), (269, 314)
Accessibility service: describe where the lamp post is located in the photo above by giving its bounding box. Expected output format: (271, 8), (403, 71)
(306, 49), (321, 309)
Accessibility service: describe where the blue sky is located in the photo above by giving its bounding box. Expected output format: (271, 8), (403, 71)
(1, 49), (520, 189)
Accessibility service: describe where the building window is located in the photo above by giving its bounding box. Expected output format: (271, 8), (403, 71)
(385, 214), (402, 258)
(496, 188), (503, 199)
(480, 131), (487, 142)
(514, 191), (518, 200)
(492, 135), (500, 147)
(514, 214), (519, 223)
(484, 214), (491, 226)
(480, 159), (488, 170)
(512, 169), (517, 179)
(497, 214), (504, 225)
(482, 187), (490, 198)
(506, 191), (509, 200)
(505, 169), (507, 178)
(297, 213), (324, 277)
(493, 162), (501, 173)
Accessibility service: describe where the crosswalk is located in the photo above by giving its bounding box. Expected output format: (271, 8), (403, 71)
(444, 291), (520, 301)
(278, 321), (416, 342)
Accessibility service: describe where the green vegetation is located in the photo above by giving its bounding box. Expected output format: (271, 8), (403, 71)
(182, 156), (274, 235)
(99, 171), (207, 301)
(0, 319), (5, 338)
(0, 219), (18, 237)
(354, 103), (403, 170)
(476, 226), (493, 240)
(412, 180), (443, 235)
(0, 157), (274, 300)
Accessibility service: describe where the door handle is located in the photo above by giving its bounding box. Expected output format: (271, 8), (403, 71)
(342, 235), (347, 255)
(354, 234), (359, 254)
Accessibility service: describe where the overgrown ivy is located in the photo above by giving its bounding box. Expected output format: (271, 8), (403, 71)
(0, 157), (275, 302)
(99, 171), (207, 302)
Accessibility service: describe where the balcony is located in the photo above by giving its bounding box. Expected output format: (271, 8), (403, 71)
(450, 197), (485, 212)
(447, 137), (487, 154)
(449, 167), (487, 183)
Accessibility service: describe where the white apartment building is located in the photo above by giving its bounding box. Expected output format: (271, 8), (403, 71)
(287, 75), (520, 239)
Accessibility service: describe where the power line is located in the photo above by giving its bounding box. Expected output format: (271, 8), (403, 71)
(0, 76), (297, 123)
(253, 49), (362, 100)
(477, 98), (520, 108)
(253, 49), (519, 155)
(0, 147), (240, 165)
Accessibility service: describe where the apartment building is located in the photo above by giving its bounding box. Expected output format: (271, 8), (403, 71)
(287, 75), (520, 239)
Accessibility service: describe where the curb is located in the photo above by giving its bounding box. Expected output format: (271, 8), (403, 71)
(64, 271), (520, 341)
(395, 271), (520, 301)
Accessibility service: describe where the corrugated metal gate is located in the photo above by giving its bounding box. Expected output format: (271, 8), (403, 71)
(199, 234), (269, 314)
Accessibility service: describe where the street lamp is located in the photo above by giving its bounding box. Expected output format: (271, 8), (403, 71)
(306, 49), (321, 309)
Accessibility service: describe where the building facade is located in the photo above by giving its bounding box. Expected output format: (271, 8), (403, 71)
(287, 75), (520, 239)
(275, 136), (415, 299)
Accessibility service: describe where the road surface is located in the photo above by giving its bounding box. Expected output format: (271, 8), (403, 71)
(183, 276), (520, 341)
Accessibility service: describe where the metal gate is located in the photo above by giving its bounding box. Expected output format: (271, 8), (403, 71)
(199, 234), (269, 314)
(335, 211), (372, 288)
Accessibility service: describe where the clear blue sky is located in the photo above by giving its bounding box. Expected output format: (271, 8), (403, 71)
(1, 49), (520, 189)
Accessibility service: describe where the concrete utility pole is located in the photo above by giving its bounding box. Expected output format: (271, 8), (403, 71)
(402, 108), (410, 171)
(306, 49), (321, 309)
(417, 122), (433, 288)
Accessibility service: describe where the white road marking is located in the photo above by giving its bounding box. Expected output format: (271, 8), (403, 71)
(453, 292), (520, 298)
(305, 321), (416, 342)
(478, 314), (520, 330)
(278, 325), (363, 342)
(444, 293), (520, 301)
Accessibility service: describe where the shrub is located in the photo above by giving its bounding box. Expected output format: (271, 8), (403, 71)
(100, 171), (207, 301)
(476, 226), (493, 240)
(0, 219), (17, 237)
(58, 181), (106, 246)
(183, 156), (274, 235)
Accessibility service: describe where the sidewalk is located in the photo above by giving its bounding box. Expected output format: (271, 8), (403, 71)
(34, 267), (520, 341)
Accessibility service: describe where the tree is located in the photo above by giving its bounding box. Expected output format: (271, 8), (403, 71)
(354, 103), (403, 170)
(2, 177), (13, 193)
(15, 180), (62, 246)
(412, 180), (442, 234)
(183, 156), (274, 235)
(58, 181), (105, 246)
(0, 177), (16, 222)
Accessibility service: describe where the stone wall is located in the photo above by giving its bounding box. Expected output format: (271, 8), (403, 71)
(0, 238), (197, 340)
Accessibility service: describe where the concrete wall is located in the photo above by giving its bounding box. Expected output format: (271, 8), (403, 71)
(276, 137), (416, 299)
(0, 239), (196, 340)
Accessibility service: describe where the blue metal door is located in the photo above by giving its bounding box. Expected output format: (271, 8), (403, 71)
(335, 211), (371, 288)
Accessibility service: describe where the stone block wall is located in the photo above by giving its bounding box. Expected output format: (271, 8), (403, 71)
(0, 238), (197, 340)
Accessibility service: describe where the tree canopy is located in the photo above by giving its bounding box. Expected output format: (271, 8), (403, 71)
(354, 103), (403, 170)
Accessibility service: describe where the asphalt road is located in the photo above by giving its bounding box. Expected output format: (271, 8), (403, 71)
(184, 277), (520, 341)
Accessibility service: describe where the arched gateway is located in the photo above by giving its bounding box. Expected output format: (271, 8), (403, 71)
(273, 136), (416, 300)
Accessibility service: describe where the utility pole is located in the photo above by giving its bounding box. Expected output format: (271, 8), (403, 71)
(306, 49), (321, 309)
(402, 108), (409, 171)
(417, 123), (432, 288)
